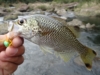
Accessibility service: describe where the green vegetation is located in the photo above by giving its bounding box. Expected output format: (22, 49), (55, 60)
(37, 5), (48, 11)
(0, 0), (100, 4)
(0, 0), (52, 4)
(53, 0), (80, 3)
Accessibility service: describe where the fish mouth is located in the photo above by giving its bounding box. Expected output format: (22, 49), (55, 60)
(8, 21), (21, 33)
(8, 21), (14, 32)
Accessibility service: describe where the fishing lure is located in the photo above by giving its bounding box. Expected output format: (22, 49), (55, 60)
(3, 40), (12, 47)
(3, 35), (12, 47)
(0, 35), (12, 47)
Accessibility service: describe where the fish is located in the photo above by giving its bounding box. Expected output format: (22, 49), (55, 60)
(8, 14), (96, 71)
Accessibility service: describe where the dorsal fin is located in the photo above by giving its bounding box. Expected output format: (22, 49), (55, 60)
(52, 16), (67, 24)
(68, 26), (80, 38)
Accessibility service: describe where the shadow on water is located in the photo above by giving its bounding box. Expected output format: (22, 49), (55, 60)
(79, 28), (100, 46)
(87, 31), (100, 45)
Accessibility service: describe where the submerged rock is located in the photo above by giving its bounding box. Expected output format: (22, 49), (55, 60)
(0, 22), (8, 34)
(86, 23), (95, 29)
(0, 7), (7, 17)
(0, 11), (5, 17)
(67, 19), (83, 26)
(55, 8), (67, 16)
(79, 25), (86, 29)
(3, 8), (13, 13)
(67, 19), (95, 29)
(60, 16), (67, 20)
(18, 4), (29, 12)
(4, 14), (18, 21)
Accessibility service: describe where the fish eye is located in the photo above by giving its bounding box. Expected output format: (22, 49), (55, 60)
(17, 19), (26, 25)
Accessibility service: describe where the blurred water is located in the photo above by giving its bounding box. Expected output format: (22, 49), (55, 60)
(0, 17), (4, 22)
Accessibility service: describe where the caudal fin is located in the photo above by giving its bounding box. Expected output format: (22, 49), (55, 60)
(80, 48), (96, 71)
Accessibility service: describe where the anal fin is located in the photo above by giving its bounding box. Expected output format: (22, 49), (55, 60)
(39, 45), (53, 54)
(68, 26), (80, 38)
(57, 52), (75, 62)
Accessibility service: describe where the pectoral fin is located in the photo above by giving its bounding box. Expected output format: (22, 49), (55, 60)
(39, 45), (53, 54)
(68, 26), (79, 38)
(52, 16), (67, 24)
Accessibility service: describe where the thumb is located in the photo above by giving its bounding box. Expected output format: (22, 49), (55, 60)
(7, 32), (21, 40)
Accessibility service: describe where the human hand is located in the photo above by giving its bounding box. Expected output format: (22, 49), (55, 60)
(0, 32), (25, 75)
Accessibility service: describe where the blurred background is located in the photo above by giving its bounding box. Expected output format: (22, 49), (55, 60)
(0, 0), (100, 75)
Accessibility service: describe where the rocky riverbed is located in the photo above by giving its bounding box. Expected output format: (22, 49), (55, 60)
(0, 2), (99, 29)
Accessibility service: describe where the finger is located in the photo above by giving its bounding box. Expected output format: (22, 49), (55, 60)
(9, 56), (24, 65)
(7, 31), (21, 40)
(12, 37), (24, 48)
(5, 45), (25, 56)
(0, 60), (18, 74)
(0, 68), (3, 75)
(0, 51), (24, 65)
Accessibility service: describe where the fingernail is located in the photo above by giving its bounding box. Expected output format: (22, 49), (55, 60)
(10, 48), (18, 56)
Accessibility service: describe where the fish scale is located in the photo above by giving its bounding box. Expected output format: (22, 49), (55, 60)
(8, 14), (96, 71)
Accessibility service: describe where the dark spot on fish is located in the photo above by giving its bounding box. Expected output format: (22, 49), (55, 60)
(92, 50), (97, 55)
(85, 63), (91, 69)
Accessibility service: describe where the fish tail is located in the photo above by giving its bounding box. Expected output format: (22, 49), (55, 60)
(80, 48), (96, 71)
